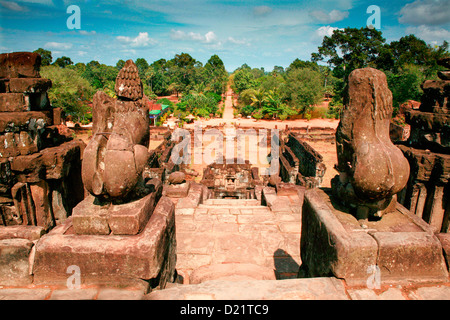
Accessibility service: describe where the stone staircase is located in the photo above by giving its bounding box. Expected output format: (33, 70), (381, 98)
(174, 197), (302, 284)
(201, 198), (262, 207)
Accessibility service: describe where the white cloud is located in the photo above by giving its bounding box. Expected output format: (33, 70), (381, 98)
(0, 1), (28, 11)
(19, 0), (53, 4)
(44, 42), (73, 50)
(170, 30), (218, 44)
(116, 32), (156, 48)
(309, 9), (349, 23)
(79, 30), (96, 35)
(227, 37), (250, 46)
(204, 31), (217, 43)
(406, 25), (450, 45)
(314, 26), (343, 39)
(253, 6), (272, 16)
(399, 0), (450, 26)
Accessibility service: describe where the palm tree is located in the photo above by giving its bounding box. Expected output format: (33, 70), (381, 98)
(250, 89), (265, 109)
(262, 90), (283, 119)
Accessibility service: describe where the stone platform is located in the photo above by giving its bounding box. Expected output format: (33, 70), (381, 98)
(32, 196), (176, 290)
(175, 193), (303, 283)
(1, 278), (450, 300)
(301, 188), (449, 286)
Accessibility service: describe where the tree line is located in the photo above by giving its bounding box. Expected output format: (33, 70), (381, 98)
(231, 27), (448, 121)
(35, 27), (449, 124)
(34, 49), (228, 123)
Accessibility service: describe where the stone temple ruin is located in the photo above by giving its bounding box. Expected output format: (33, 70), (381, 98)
(396, 57), (450, 270)
(301, 67), (448, 286)
(0, 52), (85, 285)
(32, 59), (176, 290)
(0, 52), (449, 300)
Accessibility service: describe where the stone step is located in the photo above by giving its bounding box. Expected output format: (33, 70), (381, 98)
(198, 204), (270, 212)
(203, 199), (261, 207)
(144, 277), (349, 300)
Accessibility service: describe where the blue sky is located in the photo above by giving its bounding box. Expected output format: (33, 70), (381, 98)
(0, 0), (449, 71)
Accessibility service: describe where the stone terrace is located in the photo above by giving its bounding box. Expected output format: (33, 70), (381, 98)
(175, 197), (302, 283)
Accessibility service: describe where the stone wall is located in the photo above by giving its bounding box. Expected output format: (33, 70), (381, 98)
(0, 52), (85, 286)
(278, 133), (326, 188)
(0, 52), (85, 229)
(397, 58), (450, 234)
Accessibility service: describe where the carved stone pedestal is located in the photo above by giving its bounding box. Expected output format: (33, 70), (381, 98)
(301, 189), (448, 286)
(32, 196), (176, 290)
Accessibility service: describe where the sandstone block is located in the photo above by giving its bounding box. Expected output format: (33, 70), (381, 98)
(8, 78), (52, 93)
(96, 288), (145, 300)
(302, 188), (449, 285)
(0, 238), (33, 286)
(10, 153), (45, 183)
(0, 204), (22, 226)
(437, 57), (450, 68)
(108, 191), (157, 235)
(437, 233), (450, 270)
(33, 197), (176, 288)
(40, 139), (84, 179)
(0, 131), (39, 158)
(0, 225), (44, 241)
(0, 52), (41, 78)
(145, 277), (348, 300)
(373, 232), (448, 283)
(437, 71), (450, 80)
(29, 180), (55, 231)
(301, 188), (380, 285)
(49, 289), (98, 300)
(164, 182), (190, 198)
(0, 111), (52, 133)
(0, 288), (51, 300)
(73, 191), (158, 236)
(189, 263), (276, 284)
(71, 195), (111, 235)
(176, 182), (204, 209)
(11, 182), (35, 225)
(275, 183), (305, 197)
(0, 93), (28, 112)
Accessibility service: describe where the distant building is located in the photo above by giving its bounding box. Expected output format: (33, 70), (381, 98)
(146, 98), (169, 125)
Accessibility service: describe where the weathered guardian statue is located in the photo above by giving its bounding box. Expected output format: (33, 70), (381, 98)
(331, 67), (410, 220)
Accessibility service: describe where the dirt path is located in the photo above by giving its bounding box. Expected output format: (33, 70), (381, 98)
(222, 86), (234, 121)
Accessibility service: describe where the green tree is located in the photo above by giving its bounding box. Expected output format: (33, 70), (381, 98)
(33, 48), (52, 66)
(272, 66), (285, 75)
(386, 64), (426, 115)
(286, 59), (319, 72)
(249, 89), (266, 110)
(177, 92), (219, 118)
(238, 88), (258, 107)
(259, 72), (285, 92)
(53, 56), (74, 68)
(282, 68), (325, 115)
(135, 58), (149, 79)
(116, 59), (126, 70)
(173, 52), (196, 68)
(312, 27), (386, 77)
(167, 53), (200, 95)
(204, 54), (228, 95)
(81, 60), (118, 90)
(41, 65), (94, 122)
(232, 67), (257, 93)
